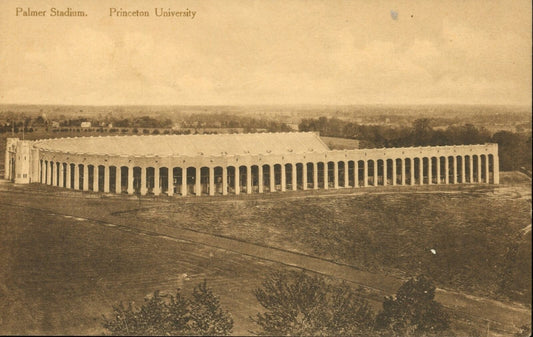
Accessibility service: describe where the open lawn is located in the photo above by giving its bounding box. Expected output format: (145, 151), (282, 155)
(0, 173), (530, 335)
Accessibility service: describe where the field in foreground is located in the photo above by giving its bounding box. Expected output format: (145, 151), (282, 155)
(0, 172), (530, 336)
(135, 174), (531, 306)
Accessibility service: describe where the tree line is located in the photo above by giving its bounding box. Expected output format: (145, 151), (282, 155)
(299, 117), (532, 171)
(103, 271), (462, 336)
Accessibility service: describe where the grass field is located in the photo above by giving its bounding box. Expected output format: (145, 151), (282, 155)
(0, 172), (530, 336)
(133, 174), (531, 306)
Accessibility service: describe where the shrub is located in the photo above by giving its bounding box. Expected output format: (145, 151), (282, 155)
(252, 270), (376, 336)
(102, 280), (233, 336)
(375, 275), (450, 337)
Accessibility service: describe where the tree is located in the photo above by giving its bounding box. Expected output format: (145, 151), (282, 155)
(375, 275), (450, 337)
(252, 270), (376, 336)
(102, 280), (233, 336)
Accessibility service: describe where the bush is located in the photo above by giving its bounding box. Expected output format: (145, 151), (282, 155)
(252, 270), (376, 336)
(102, 280), (233, 336)
(375, 275), (450, 337)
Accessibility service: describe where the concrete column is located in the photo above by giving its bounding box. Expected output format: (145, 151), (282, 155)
(246, 166), (252, 194)
(74, 164), (79, 190)
(40, 161), (45, 184)
(209, 167), (215, 196)
(302, 163), (308, 190)
(493, 153), (499, 184)
(52, 163), (58, 186)
(484, 155), (490, 184)
(258, 165), (264, 193)
(354, 162), (359, 188)
(181, 168), (187, 196)
(46, 162), (51, 185)
(373, 161), (378, 187)
(222, 167), (228, 195)
(323, 162), (328, 189)
(94, 166), (99, 192)
(469, 156), (474, 183)
(279, 164), (285, 192)
(292, 164), (298, 191)
(418, 159), (423, 185)
(383, 160), (388, 186)
(410, 159), (415, 185)
(460, 156), (466, 184)
(167, 168), (174, 196)
(344, 162), (349, 188)
(401, 159), (406, 185)
(444, 158), (449, 184)
(333, 162), (339, 189)
(452, 156), (457, 184)
(234, 166), (240, 195)
(428, 159), (432, 185)
(313, 162), (318, 189)
(363, 160), (368, 187)
(270, 165), (275, 192)
(153, 167), (160, 196)
(476, 155), (482, 183)
(66, 164), (71, 189)
(195, 167), (201, 196)
(59, 163), (64, 187)
(127, 166), (134, 194)
(436, 158), (441, 184)
(83, 165), (89, 191)
(140, 167), (147, 195)
(392, 159), (397, 186)
(116, 166), (122, 194)
(104, 166), (110, 193)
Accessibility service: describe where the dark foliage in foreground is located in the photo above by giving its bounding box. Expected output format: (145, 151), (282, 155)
(375, 275), (451, 337)
(102, 280), (233, 336)
(252, 270), (376, 336)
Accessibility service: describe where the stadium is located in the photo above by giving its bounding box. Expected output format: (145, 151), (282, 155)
(5, 132), (499, 196)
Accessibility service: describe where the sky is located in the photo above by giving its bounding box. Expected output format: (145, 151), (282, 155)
(0, 0), (531, 106)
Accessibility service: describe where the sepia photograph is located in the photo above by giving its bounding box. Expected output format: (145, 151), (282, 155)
(0, 0), (531, 336)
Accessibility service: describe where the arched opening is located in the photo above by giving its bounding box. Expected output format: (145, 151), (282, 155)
(173, 167), (183, 195)
(347, 161), (355, 187)
(480, 155), (487, 183)
(78, 164), (84, 190)
(488, 154), (494, 184)
(306, 162), (314, 189)
(473, 155), (480, 183)
(87, 165), (95, 191)
(447, 156), (454, 183)
(456, 156), (463, 183)
(214, 166), (223, 194)
(395, 158), (402, 185)
(227, 166), (236, 194)
(120, 166), (128, 193)
(367, 160), (375, 186)
(326, 161), (334, 188)
(338, 161), (346, 187)
(109, 166), (117, 192)
(317, 162), (325, 188)
(160, 167), (169, 194)
(274, 164), (282, 191)
(386, 159), (393, 185)
(98, 165), (105, 192)
(185, 167), (196, 195)
(200, 167), (210, 195)
(133, 166), (142, 194)
(430, 157), (438, 184)
(295, 163), (304, 190)
(285, 163), (293, 190)
(377, 159), (384, 186)
(70, 163), (76, 188)
(439, 157), (446, 184)
(422, 158), (429, 184)
(262, 164), (271, 192)
(413, 158), (421, 185)
(464, 156), (471, 183)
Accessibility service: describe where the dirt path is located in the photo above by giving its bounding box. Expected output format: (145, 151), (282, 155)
(0, 180), (530, 335)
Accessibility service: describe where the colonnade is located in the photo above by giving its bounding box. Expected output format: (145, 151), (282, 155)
(38, 152), (499, 196)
